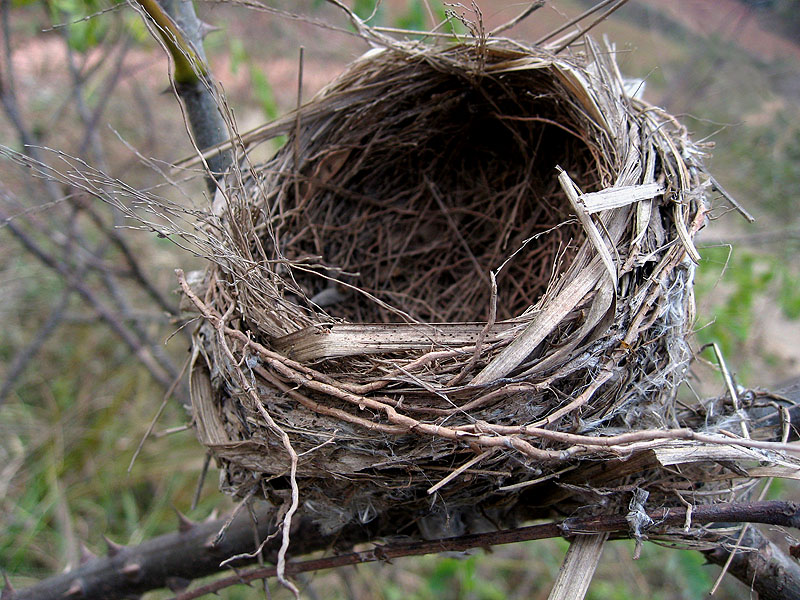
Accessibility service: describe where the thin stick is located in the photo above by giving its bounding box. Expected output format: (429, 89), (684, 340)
(488, 1), (545, 37)
(552, 0), (631, 54)
(710, 342), (750, 439)
(171, 501), (800, 600)
(709, 174), (755, 223)
(427, 449), (495, 495)
(535, 0), (617, 45)
(191, 453), (212, 511)
(128, 355), (189, 473)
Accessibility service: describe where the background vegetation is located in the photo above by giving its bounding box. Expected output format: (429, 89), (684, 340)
(1, 1), (799, 597)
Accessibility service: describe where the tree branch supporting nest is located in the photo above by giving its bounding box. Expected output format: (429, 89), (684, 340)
(703, 527), (800, 600)
(11, 500), (800, 600)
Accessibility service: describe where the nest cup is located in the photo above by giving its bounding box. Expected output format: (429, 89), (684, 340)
(186, 38), (708, 534)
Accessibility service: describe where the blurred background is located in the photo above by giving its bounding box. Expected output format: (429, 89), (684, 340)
(1, 1), (799, 597)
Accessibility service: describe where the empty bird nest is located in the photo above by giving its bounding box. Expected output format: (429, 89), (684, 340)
(179, 34), (795, 540)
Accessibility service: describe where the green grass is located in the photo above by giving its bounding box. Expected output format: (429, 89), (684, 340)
(695, 243), (800, 383)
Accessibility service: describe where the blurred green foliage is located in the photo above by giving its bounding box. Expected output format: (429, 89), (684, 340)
(230, 38), (280, 121)
(695, 244), (800, 380)
(395, 0), (427, 31)
(727, 117), (800, 221)
(48, 0), (110, 51)
(352, 0), (384, 23)
(418, 555), (505, 600)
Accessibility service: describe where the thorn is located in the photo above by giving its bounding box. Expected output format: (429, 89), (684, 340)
(166, 576), (192, 593)
(174, 507), (196, 533)
(120, 562), (142, 581)
(63, 580), (84, 598)
(2, 573), (16, 600)
(79, 543), (96, 565)
(198, 20), (221, 39)
(103, 536), (124, 557)
(204, 508), (219, 523)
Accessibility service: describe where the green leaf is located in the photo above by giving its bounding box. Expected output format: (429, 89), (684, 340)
(50, 0), (110, 52)
(353, 0), (379, 21)
(124, 11), (151, 45)
(250, 65), (278, 121)
(397, 0), (427, 31)
(229, 38), (247, 75)
(779, 266), (800, 319)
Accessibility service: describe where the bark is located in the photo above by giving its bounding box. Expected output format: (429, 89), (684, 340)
(10, 503), (382, 600)
(704, 527), (800, 600)
(11, 501), (800, 600)
(154, 0), (232, 187)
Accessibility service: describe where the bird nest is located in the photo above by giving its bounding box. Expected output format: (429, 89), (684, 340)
(179, 36), (759, 538)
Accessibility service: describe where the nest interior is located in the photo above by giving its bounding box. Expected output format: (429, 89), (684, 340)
(181, 37), (751, 538)
(267, 58), (595, 325)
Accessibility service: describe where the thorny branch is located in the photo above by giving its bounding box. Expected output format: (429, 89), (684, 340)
(0, 204), (175, 390)
(10, 500), (800, 600)
(173, 501), (800, 600)
(133, 0), (233, 188)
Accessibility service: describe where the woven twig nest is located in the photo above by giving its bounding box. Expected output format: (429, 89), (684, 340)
(184, 36), (719, 535)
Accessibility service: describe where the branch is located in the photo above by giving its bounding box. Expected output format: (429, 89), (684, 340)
(136, 0), (208, 85)
(10, 503), (275, 600)
(175, 501), (800, 599)
(703, 526), (800, 600)
(135, 0), (232, 186)
(1, 7), (184, 400)
(0, 289), (72, 405)
(11, 501), (800, 600)
(9, 501), (383, 600)
(0, 206), (175, 391)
